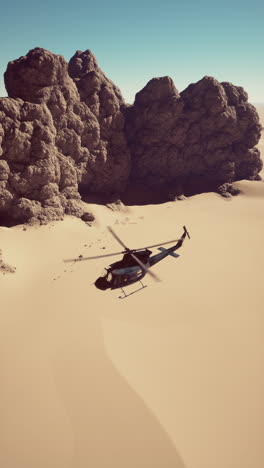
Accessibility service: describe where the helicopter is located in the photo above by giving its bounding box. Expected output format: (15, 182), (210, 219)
(65, 225), (190, 298)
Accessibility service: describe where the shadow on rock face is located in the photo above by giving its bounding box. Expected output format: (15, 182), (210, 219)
(119, 177), (238, 205)
(0, 49), (262, 225)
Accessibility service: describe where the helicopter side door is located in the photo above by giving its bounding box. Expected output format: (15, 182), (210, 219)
(111, 272), (125, 289)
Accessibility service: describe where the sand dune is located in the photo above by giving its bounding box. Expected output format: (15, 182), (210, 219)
(0, 108), (264, 468)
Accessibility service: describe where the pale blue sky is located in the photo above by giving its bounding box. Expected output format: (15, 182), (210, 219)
(0, 0), (263, 103)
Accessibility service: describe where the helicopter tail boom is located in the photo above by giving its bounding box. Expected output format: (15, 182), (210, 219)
(149, 226), (189, 267)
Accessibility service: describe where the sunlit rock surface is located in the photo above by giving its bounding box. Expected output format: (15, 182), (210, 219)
(124, 76), (262, 199)
(0, 48), (262, 224)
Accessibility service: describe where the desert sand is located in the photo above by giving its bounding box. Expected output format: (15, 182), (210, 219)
(0, 107), (264, 468)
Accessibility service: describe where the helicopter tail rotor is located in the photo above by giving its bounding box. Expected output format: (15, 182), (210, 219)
(183, 225), (190, 239)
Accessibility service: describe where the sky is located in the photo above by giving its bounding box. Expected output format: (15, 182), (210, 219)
(0, 0), (263, 103)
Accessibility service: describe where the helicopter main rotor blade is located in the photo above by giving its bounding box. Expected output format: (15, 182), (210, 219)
(130, 253), (161, 282)
(107, 226), (130, 251)
(137, 238), (183, 250)
(64, 251), (124, 263)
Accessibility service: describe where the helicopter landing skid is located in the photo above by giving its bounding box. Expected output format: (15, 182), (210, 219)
(118, 282), (147, 299)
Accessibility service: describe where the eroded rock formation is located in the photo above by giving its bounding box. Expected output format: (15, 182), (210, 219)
(0, 48), (262, 224)
(124, 76), (262, 199)
(0, 48), (130, 224)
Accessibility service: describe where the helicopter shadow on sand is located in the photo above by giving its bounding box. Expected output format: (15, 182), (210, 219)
(48, 281), (188, 468)
(50, 226), (191, 468)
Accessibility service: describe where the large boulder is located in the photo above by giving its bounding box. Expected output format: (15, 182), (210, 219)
(124, 75), (262, 198)
(0, 48), (130, 224)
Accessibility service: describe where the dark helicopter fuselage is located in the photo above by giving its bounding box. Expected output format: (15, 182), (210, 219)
(64, 225), (190, 293)
(94, 233), (186, 291)
(94, 250), (151, 290)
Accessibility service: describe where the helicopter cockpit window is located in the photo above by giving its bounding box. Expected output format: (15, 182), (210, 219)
(101, 269), (112, 283)
(107, 272), (113, 282)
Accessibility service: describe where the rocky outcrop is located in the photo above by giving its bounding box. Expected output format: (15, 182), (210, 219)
(0, 48), (130, 224)
(124, 75), (262, 199)
(0, 48), (262, 225)
(68, 50), (130, 194)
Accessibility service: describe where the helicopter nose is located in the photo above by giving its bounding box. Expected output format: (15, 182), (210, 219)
(94, 277), (109, 290)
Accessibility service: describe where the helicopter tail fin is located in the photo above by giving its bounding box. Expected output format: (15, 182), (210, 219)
(183, 225), (190, 239)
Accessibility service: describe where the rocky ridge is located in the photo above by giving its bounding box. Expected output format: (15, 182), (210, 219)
(0, 48), (262, 224)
